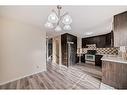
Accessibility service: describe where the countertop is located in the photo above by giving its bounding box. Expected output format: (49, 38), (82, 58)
(101, 55), (127, 64)
(76, 53), (103, 56)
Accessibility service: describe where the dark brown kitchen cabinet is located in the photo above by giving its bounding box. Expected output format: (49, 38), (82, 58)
(61, 33), (77, 67)
(81, 54), (85, 63)
(82, 32), (113, 48)
(95, 55), (103, 67)
(76, 54), (79, 63)
(76, 54), (85, 63)
(114, 11), (127, 47)
(102, 61), (127, 89)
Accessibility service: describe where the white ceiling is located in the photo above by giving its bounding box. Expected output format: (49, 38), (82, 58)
(0, 6), (127, 38)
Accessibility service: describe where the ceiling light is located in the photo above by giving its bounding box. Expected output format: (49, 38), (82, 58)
(85, 32), (93, 35)
(45, 5), (72, 32)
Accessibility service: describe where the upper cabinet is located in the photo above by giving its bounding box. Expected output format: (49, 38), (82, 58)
(114, 11), (127, 47)
(82, 32), (113, 48)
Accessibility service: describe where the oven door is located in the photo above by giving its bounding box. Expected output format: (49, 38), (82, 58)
(85, 54), (95, 61)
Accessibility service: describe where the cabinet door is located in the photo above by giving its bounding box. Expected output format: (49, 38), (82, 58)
(95, 55), (102, 66)
(96, 36), (106, 48)
(102, 61), (127, 89)
(102, 61), (118, 88)
(82, 33), (111, 48)
(106, 32), (112, 47)
(114, 11), (127, 47)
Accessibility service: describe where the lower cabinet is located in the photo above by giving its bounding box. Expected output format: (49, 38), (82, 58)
(76, 54), (85, 63)
(95, 55), (103, 67)
(76, 54), (79, 63)
(81, 54), (85, 63)
(102, 61), (127, 89)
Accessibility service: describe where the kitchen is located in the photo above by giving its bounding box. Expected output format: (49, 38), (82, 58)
(76, 11), (127, 89)
(0, 5), (127, 90)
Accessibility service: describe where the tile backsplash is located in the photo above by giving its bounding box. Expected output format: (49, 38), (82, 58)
(78, 47), (119, 55)
(96, 47), (119, 55)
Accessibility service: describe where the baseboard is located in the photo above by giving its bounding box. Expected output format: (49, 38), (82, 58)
(0, 69), (46, 86)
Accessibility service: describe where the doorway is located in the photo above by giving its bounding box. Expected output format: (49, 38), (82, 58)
(46, 38), (53, 63)
(55, 39), (59, 64)
(52, 36), (61, 65)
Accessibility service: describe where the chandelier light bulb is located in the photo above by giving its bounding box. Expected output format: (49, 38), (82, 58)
(44, 22), (54, 29)
(48, 12), (59, 23)
(62, 15), (72, 25)
(65, 18), (69, 22)
(55, 25), (62, 32)
(63, 25), (71, 31)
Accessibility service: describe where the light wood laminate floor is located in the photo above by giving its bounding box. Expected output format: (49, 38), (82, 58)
(72, 63), (102, 79)
(0, 63), (114, 89)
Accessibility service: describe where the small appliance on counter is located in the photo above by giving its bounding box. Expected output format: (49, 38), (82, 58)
(119, 46), (127, 60)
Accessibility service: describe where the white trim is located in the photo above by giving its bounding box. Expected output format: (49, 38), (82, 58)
(0, 70), (46, 86)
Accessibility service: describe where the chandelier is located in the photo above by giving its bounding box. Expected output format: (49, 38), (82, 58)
(45, 5), (72, 32)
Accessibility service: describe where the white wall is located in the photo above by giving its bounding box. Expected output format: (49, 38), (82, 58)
(77, 37), (82, 49)
(0, 17), (46, 85)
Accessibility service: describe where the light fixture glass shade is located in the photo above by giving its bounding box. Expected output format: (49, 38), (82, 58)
(63, 25), (71, 31)
(62, 15), (72, 25)
(85, 32), (93, 35)
(45, 6), (72, 32)
(48, 12), (59, 23)
(44, 22), (54, 29)
(55, 25), (62, 32)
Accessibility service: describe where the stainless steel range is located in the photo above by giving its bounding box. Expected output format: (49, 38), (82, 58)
(85, 54), (95, 61)
(85, 50), (96, 64)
